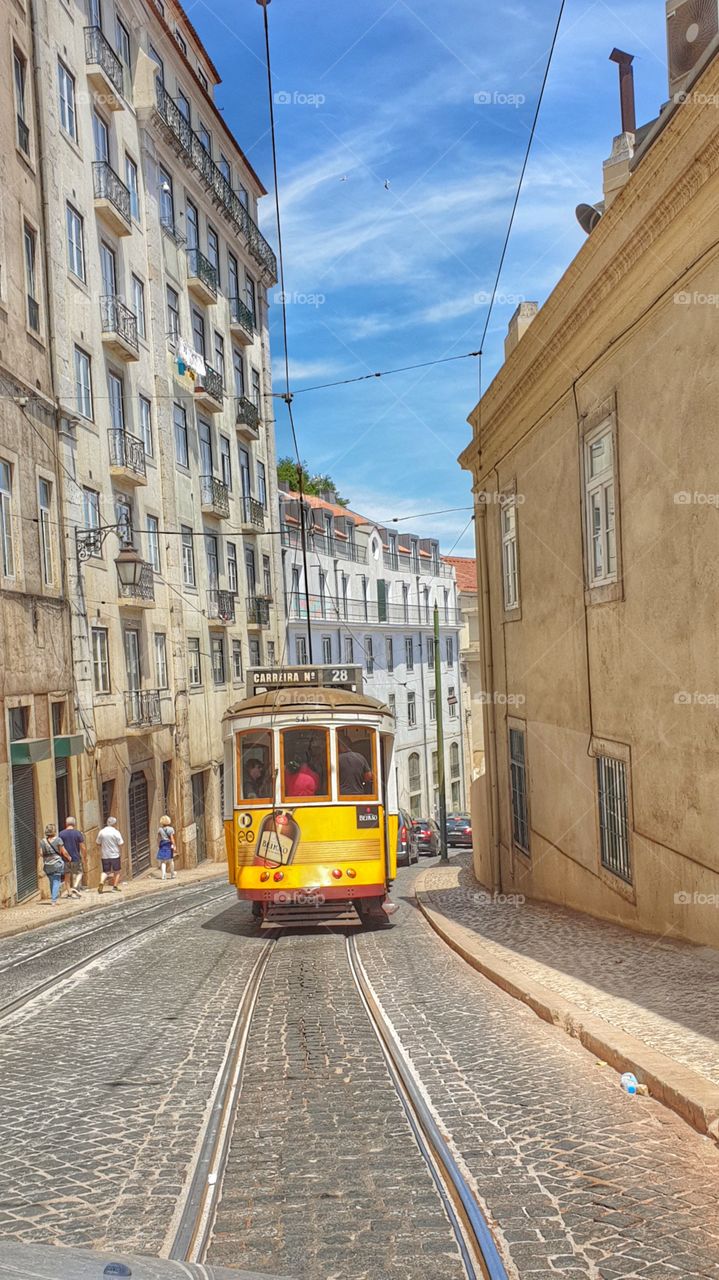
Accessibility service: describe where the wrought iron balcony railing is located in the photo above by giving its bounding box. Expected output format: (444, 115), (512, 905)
(100, 294), (138, 351)
(17, 114), (30, 155)
(93, 160), (131, 224)
(186, 246), (218, 297)
(229, 296), (255, 335)
(108, 430), (146, 477)
(384, 551), (400, 571)
(154, 80), (277, 282)
(240, 496), (265, 529)
(246, 595), (271, 626)
(125, 689), (162, 728)
(287, 591), (461, 628)
(84, 25), (124, 96)
(200, 474), (230, 518)
(207, 588), (236, 623)
(117, 561), (154, 602)
(235, 396), (260, 432)
(196, 363), (223, 404)
(280, 524), (367, 565)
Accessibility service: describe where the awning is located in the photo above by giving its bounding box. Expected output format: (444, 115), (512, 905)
(53, 733), (85, 758)
(10, 738), (51, 765)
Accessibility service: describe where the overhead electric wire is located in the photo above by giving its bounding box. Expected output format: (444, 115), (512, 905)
(268, 350), (482, 397)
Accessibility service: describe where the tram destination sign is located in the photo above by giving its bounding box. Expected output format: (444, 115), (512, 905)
(248, 664), (364, 695)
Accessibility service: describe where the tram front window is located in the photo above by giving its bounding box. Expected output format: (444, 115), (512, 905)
(338, 727), (376, 798)
(282, 727), (330, 800)
(238, 731), (274, 803)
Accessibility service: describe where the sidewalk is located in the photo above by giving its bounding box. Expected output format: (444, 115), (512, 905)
(416, 853), (719, 1141)
(0, 861), (228, 941)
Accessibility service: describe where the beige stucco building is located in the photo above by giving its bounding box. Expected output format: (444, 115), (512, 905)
(461, 39), (719, 946)
(10, 0), (283, 890)
(442, 556), (484, 819)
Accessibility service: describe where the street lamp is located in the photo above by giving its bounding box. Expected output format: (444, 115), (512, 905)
(75, 525), (145, 587)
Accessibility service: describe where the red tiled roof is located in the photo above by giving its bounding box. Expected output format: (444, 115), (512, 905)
(443, 556), (477, 592)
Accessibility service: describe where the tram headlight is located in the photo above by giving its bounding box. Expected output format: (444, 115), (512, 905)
(331, 868), (343, 879)
(259, 871), (271, 882)
(346, 868), (356, 879)
(273, 870), (284, 882)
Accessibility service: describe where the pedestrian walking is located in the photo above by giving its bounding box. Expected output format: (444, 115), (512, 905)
(96, 816), (124, 893)
(156, 816), (176, 880)
(39, 824), (69, 905)
(58, 817), (86, 898)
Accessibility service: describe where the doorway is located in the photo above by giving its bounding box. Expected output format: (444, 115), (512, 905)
(128, 770), (150, 875)
(192, 772), (207, 862)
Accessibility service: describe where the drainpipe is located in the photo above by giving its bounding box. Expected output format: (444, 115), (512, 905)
(476, 494), (501, 892)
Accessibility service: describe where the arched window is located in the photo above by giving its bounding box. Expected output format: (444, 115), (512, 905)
(408, 752), (422, 818)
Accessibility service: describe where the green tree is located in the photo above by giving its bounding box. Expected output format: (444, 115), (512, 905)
(276, 457), (349, 506)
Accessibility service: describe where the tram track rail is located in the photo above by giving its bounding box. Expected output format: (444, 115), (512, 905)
(171, 928), (508, 1280)
(0, 881), (234, 1024)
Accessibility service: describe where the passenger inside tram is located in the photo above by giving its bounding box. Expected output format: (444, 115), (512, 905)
(282, 728), (328, 798)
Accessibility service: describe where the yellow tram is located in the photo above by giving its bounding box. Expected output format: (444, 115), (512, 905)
(222, 666), (398, 926)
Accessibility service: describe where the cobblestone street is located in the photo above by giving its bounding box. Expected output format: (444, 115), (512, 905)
(0, 863), (717, 1279)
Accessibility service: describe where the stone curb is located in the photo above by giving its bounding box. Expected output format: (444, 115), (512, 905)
(415, 872), (719, 1145)
(0, 865), (228, 941)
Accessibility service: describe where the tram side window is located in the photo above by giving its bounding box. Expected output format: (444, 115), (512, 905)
(337, 727), (376, 799)
(282, 727), (330, 800)
(238, 731), (274, 803)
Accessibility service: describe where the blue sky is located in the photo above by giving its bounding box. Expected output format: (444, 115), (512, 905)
(194, 0), (669, 553)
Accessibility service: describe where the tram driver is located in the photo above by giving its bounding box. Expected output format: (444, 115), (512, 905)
(338, 733), (373, 795)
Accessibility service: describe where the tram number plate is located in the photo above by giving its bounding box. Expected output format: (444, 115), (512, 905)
(356, 805), (379, 828)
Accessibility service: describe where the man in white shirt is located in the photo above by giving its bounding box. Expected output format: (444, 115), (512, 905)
(97, 816), (124, 893)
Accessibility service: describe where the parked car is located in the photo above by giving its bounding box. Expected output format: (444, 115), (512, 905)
(413, 818), (441, 856)
(446, 814), (472, 848)
(396, 809), (419, 866)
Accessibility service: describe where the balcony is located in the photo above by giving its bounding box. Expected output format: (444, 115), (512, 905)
(93, 161), (131, 236)
(100, 295), (139, 362)
(125, 689), (166, 730)
(235, 395), (260, 442)
(84, 26), (125, 111)
(108, 430), (146, 485)
(229, 297), (255, 345)
(246, 595), (271, 628)
(148, 80), (277, 284)
(186, 247), (218, 304)
(207, 588), (236, 624)
(384, 551), (399, 571)
(287, 591), (461, 628)
(200, 474), (230, 519)
(194, 364), (224, 412)
(117, 560), (154, 607)
(239, 495), (265, 532)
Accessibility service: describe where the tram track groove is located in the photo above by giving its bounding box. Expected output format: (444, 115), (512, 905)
(0, 883), (235, 1024)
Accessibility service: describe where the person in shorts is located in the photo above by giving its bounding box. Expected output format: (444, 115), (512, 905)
(156, 816), (176, 881)
(96, 816), (124, 892)
(59, 817), (86, 897)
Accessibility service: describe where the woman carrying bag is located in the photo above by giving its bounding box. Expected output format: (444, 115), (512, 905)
(156, 816), (177, 881)
(39, 824), (70, 905)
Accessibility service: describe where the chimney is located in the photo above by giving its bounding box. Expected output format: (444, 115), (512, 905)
(603, 49), (637, 209)
(504, 302), (538, 360)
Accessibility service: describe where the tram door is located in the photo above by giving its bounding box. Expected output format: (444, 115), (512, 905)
(128, 770), (150, 875)
(192, 771), (207, 862)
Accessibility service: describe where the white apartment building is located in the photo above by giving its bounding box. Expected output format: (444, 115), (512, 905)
(29, 0), (283, 878)
(281, 492), (466, 818)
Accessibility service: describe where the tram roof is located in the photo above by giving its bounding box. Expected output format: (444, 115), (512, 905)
(223, 687), (390, 721)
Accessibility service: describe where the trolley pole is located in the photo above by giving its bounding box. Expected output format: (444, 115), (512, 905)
(434, 604), (449, 863)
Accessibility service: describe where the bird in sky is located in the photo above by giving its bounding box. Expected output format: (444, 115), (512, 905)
(384, 178), (391, 190)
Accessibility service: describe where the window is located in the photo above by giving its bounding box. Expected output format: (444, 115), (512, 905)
(166, 285), (180, 342)
(92, 110), (109, 162)
(296, 635), (308, 665)
(447, 685), (458, 718)
(138, 395), (152, 456)
(388, 693), (396, 718)
(341, 573), (349, 619)
(238, 730), (273, 803)
(24, 223), (40, 332)
(38, 479), (53, 585)
(115, 495), (133, 544)
(51, 701), (66, 735)
(14, 48), (29, 154)
(258, 461), (267, 509)
(197, 66), (209, 92)
(220, 435), (232, 489)
(198, 123), (212, 155)
(585, 425), (617, 587)
(262, 555), (272, 598)
(318, 570), (326, 619)
(174, 402), (189, 467)
(181, 525), (195, 586)
(207, 225), (219, 282)
(451, 781), (461, 810)
(115, 15), (131, 67)
(509, 726), (530, 854)
(405, 637), (414, 671)
(267, 641), (276, 667)
(446, 636), (454, 665)
(66, 205), (85, 281)
(501, 499), (519, 610)
(58, 61), (77, 140)
(322, 635), (332, 664)
(232, 639), (243, 682)
(91, 628), (110, 694)
(450, 742), (460, 778)
(154, 633), (168, 688)
(427, 636), (435, 667)
(251, 367), (261, 409)
(129, 275), (146, 340)
(233, 348), (245, 398)
(74, 347), (93, 420)
(206, 533), (219, 588)
(338, 726), (376, 799)
(360, 576), (368, 621)
(214, 331), (225, 385)
(219, 154), (231, 182)
(432, 751), (439, 787)
(108, 371), (124, 430)
(149, 43), (164, 83)
(125, 154), (139, 220)
(185, 199), (199, 251)
(187, 636), (201, 686)
(282, 727), (330, 801)
(429, 688), (436, 722)
(597, 755), (631, 882)
(408, 752), (422, 818)
(192, 308), (205, 358)
(227, 542), (238, 594)
(175, 30), (187, 57)
(245, 274), (257, 322)
(146, 515), (160, 572)
(160, 168), (175, 232)
(211, 635), (226, 685)
(402, 582), (409, 623)
(345, 636), (354, 664)
(407, 691), (417, 727)
(237, 183), (249, 209)
(245, 545), (256, 594)
(0, 460), (15, 578)
(82, 487), (101, 557)
(365, 636), (374, 674)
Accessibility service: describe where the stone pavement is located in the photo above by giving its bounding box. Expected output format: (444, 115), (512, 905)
(415, 854), (719, 1137)
(0, 860), (227, 941)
